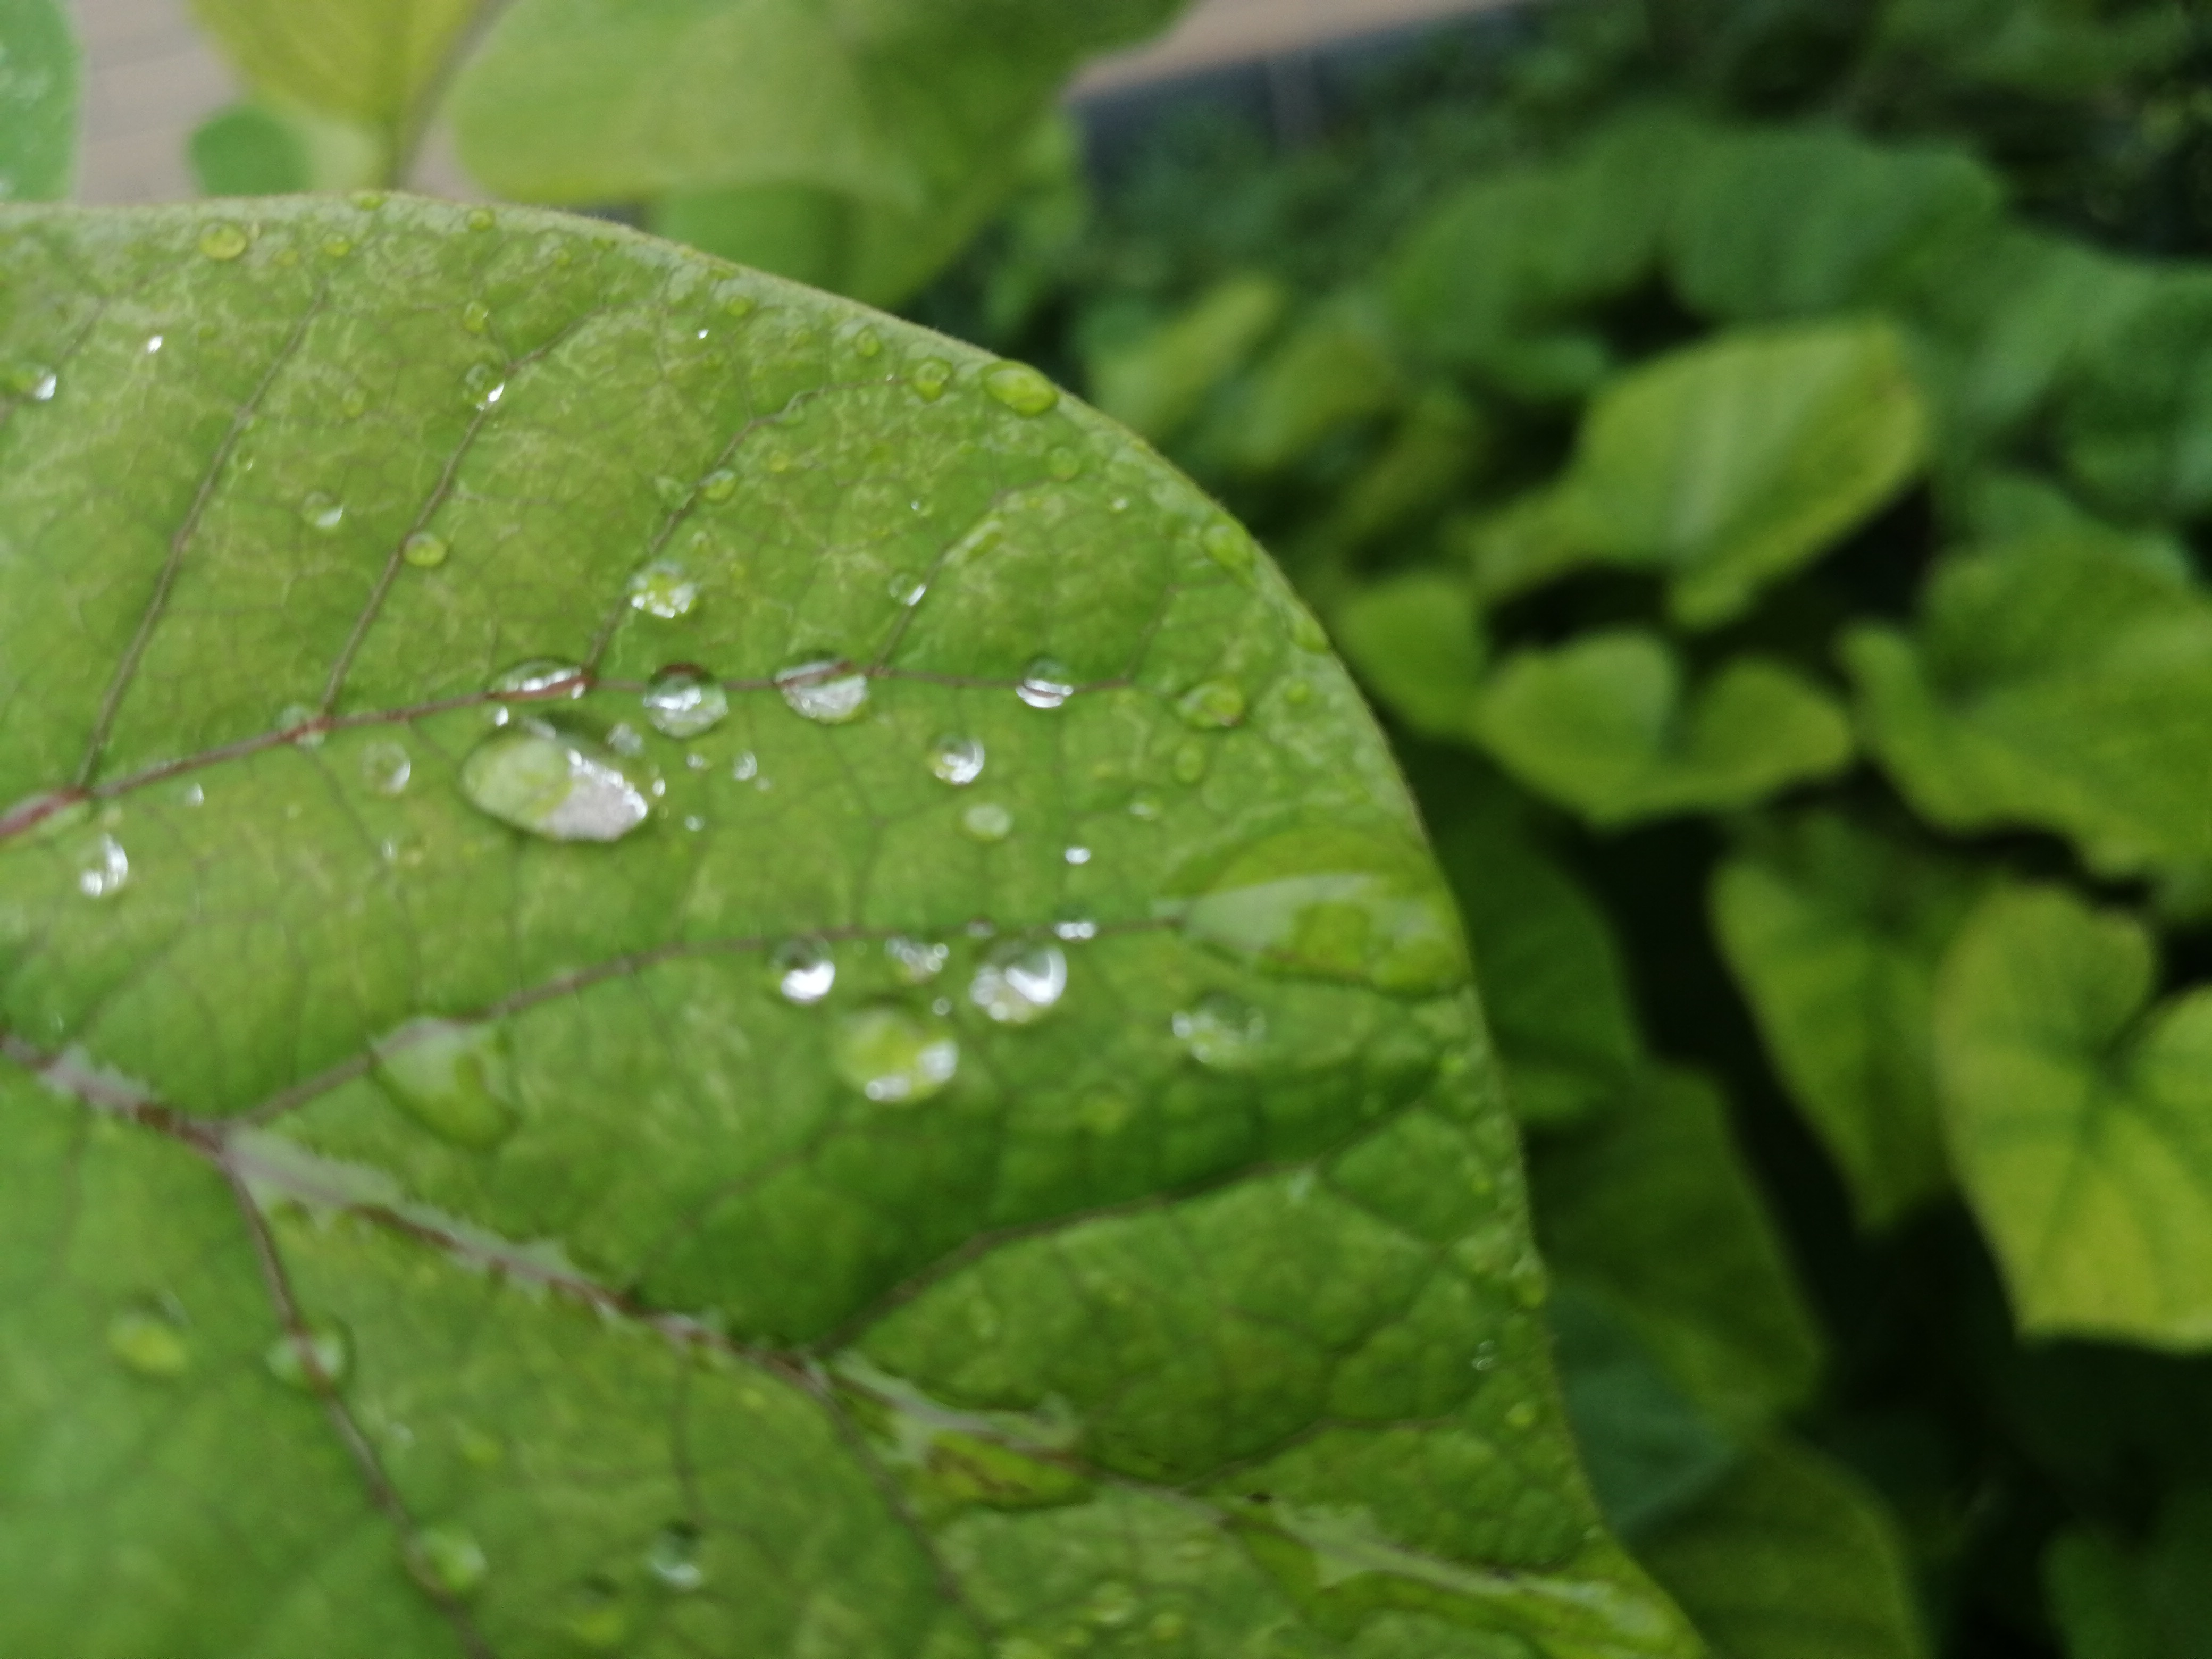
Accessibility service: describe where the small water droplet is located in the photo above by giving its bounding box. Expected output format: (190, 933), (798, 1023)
(1172, 993), (1267, 1070)
(180, 782), (204, 807)
(1472, 1340), (1499, 1373)
(960, 801), (1013, 843)
(775, 659), (869, 724)
(1290, 610), (1329, 653)
(850, 326), (883, 359)
(1505, 1400), (1539, 1431)
(360, 739), (412, 797)
(561, 1579), (628, 1649)
(407, 1524), (488, 1598)
(1202, 522), (1256, 575)
(462, 363), (506, 409)
(265, 1320), (351, 1391)
(301, 491), (346, 533)
(460, 300), (490, 334)
(467, 207), (496, 231)
(459, 727), (653, 843)
(885, 935), (949, 982)
(373, 1018), (520, 1150)
(982, 362), (1059, 417)
(1053, 918), (1098, 941)
(970, 941), (1067, 1025)
(835, 1006), (959, 1103)
(700, 467), (738, 505)
(1016, 659), (1074, 710)
(1046, 446), (1082, 480)
(143, 333), (164, 355)
(910, 358), (952, 401)
(720, 287), (757, 320)
(108, 1305), (189, 1378)
(198, 221), (249, 261)
(894, 575), (929, 606)
(731, 750), (759, 782)
(1063, 845), (1091, 866)
(402, 531), (448, 569)
(646, 1523), (706, 1593)
(490, 659), (588, 700)
(929, 734), (985, 786)
(76, 833), (129, 899)
(629, 562), (701, 621)
(772, 937), (836, 1004)
(643, 666), (727, 737)
(273, 701), (325, 747)
(1177, 678), (1246, 729)
(26, 367), (57, 401)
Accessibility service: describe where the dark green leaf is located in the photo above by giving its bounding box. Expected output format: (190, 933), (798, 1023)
(2046, 1490), (2212, 1659)
(1083, 272), (1289, 445)
(2055, 271), (2212, 520)
(1193, 292), (1405, 476)
(0, 0), (76, 203)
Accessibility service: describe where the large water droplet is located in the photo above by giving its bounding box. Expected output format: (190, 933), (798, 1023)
(960, 801), (1013, 843)
(776, 659), (869, 724)
(772, 938), (836, 1004)
(835, 1006), (959, 1103)
(982, 362), (1060, 416)
(1177, 678), (1246, 729)
(886, 935), (949, 983)
(1016, 659), (1074, 710)
(970, 941), (1067, 1025)
(646, 1523), (706, 1593)
(197, 221), (249, 261)
(1172, 993), (1267, 1070)
(643, 666), (728, 738)
(360, 739), (412, 797)
(1175, 827), (1468, 995)
(372, 1018), (520, 1150)
(489, 659), (588, 700)
(76, 833), (129, 899)
(107, 1305), (190, 1378)
(459, 727), (652, 843)
(265, 1320), (351, 1391)
(407, 1524), (489, 1598)
(930, 734), (985, 786)
(402, 531), (449, 569)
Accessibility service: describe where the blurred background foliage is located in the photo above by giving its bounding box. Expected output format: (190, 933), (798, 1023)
(37, 0), (2212, 1655)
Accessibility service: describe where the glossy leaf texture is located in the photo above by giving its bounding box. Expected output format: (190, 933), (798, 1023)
(0, 0), (77, 203)
(0, 199), (1694, 1658)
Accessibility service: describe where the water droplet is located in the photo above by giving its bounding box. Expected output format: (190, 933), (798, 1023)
(26, 367), (56, 401)
(301, 492), (346, 533)
(910, 358), (952, 401)
(653, 474), (692, 511)
(1505, 1400), (1540, 1431)
(1129, 793), (1162, 822)
(467, 207), (496, 231)
(720, 287), (757, 320)
(1176, 827), (1468, 995)
(894, 575), (929, 606)
(885, 936), (949, 982)
(180, 782), (204, 807)
(960, 801), (1013, 843)
(629, 562), (701, 621)
(198, 221), (249, 261)
(775, 659), (869, 725)
(360, 739), (412, 797)
(1016, 659), (1074, 710)
(835, 1006), (959, 1103)
(372, 1018), (520, 1150)
(851, 326), (883, 359)
(76, 833), (129, 899)
(459, 727), (652, 843)
(1053, 918), (1097, 941)
(460, 300), (490, 334)
(1290, 610), (1329, 653)
(489, 659), (588, 700)
(407, 1524), (488, 1598)
(1047, 446), (1082, 480)
(1472, 1340), (1499, 1373)
(983, 362), (1060, 416)
(772, 937), (836, 1004)
(1202, 522), (1255, 575)
(1063, 845), (1092, 866)
(462, 363), (506, 409)
(929, 734), (985, 786)
(561, 1579), (629, 1649)
(144, 333), (164, 355)
(700, 467), (738, 505)
(1177, 678), (1246, 729)
(643, 666), (727, 736)
(1173, 993), (1267, 1069)
(265, 1320), (351, 1391)
(646, 1523), (706, 1593)
(969, 941), (1067, 1025)
(401, 531), (448, 569)
(107, 1305), (189, 1378)
(731, 750), (759, 782)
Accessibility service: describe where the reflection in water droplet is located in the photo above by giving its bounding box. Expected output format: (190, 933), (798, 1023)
(929, 735), (985, 786)
(835, 1006), (959, 1103)
(402, 531), (448, 569)
(108, 1305), (190, 1378)
(407, 1524), (489, 1598)
(970, 942), (1067, 1025)
(373, 1018), (520, 1150)
(1177, 679), (1246, 729)
(1063, 846), (1091, 866)
(29, 368), (57, 401)
(489, 659), (587, 700)
(1016, 659), (1074, 710)
(77, 834), (130, 899)
(462, 364), (506, 409)
(886, 935), (949, 983)
(1053, 919), (1097, 941)
(644, 666), (728, 737)
(360, 739), (412, 797)
(144, 334), (165, 354)
(265, 1320), (351, 1391)
(1202, 522), (1256, 575)
(301, 492), (346, 533)
(960, 801), (1013, 843)
(646, 1524), (706, 1593)
(460, 727), (652, 843)
(731, 750), (759, 782)
(775, 659), (869, 724)
(1173, 993), (1267, 1070)
(910, 358), (952, 401)
(198, 221), (249, 261)
(982, 362), (1060, 417)
(772, 938), (836, 1004)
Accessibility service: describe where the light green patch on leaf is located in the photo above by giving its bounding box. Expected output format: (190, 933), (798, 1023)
(1712, 812), (1984, 1229)
(0, 0), (77, 203)
(2045, 1488), (2212, 1659)
(1084, 272), (1289, 444)
(0, 198), (1690, 1654)
(1472, 322), (1928, 629)
(1534, 1067), (1824, 1434)
(1473, 630), (1854, 829)
(1637, 1438), (1929, 1659)
(1844, 534), (2212, 876)
(1333, 569), (1487, 742)
(188, 98), (388, 196)
(1934, 885), (2212, 1347)
(189, 0), (475, 131)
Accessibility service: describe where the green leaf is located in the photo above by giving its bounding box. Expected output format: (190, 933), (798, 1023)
(1637, 1438), (1929, 1659)
(1844, 535), (2212, 876)
(0, 198), (1692, 1656)
(1084, 273), (1289, 445)
(2055, 271), (2212, 520)
(1321, 388), (1492, 553)
(2046, 1489), (2212, 1659)
(1934, 885), (2212, 1346)
(1711, 812), (1983, 1229)
(0, 0), (77, 203)
(189, 0), (475, 130)
(1471, 322), (1928, 629)
(188, 99), (388, 196)
(1533, 1067), (1824, 1433)
(1333, 570), (1487, 743)
(1194, 292), (1405, 476)
(1473, 630), (1855, 829)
